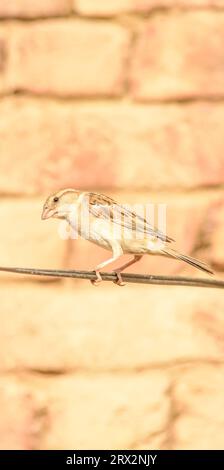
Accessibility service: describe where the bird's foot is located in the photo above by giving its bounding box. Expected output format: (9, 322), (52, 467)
(91, 271), (102, 286)
(113, 271), (126, 287)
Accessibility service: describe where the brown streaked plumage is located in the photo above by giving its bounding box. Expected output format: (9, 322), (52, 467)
(42, 189), (213, 286)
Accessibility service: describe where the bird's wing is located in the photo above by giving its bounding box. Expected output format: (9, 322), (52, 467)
(87, 193), (174, 243)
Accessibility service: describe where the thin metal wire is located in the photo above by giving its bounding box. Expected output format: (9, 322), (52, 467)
(0, 266), (223, 289)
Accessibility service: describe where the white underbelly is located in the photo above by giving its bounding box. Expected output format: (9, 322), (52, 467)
(68, 213), (164, 254)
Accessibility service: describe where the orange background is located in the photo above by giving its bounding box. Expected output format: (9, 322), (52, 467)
(0, 0), (224, 449)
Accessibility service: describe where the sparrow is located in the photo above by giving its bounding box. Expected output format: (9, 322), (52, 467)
(41, 189), (213, 286)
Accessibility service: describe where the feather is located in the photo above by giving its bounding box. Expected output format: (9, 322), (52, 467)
(162, 248), (213, 275)
(88, 192), (174, 244)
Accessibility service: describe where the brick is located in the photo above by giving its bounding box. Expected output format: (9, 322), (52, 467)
(195, 197), (224, 271)
(0, 97), (118, 194)
(0, 199), (68, 278)
(173, 365), (224, 449)
(131, 12), (224, 100)
(9, 21), (129, 96)
(1, 0), (223, 19)
(178, 0), (224, 6)
(0, 99), (224, 194)
(68, 192), (214, 276)
(143, 0), (224, 9)
(0, 371), (169, 450)
(0, 283), (224, 372)
(0, 27), (10, 93)
(39, 373), (169, 449)
(0, 377), (45, 450)
(75, 0), (134, 15)
(75, 1), (224, 16)
(209, 200), (224, 270)
(0, 1), (71, 18)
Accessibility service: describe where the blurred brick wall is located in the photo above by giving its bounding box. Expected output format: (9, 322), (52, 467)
(0, 0), (224, 450)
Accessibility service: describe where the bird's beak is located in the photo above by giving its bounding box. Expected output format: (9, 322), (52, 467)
(41, 207), (57, 220)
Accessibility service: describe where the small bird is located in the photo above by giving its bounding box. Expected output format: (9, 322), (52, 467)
(42, 189), (213, 286)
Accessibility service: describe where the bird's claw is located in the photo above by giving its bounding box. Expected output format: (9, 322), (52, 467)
(91, 271), (126, 287)
(91, 271), (102, 286)
(113, 272), (126, 287)
(91, 279), (101, 286)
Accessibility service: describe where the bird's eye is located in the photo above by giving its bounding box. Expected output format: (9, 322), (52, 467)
(53, 196), (59, 203)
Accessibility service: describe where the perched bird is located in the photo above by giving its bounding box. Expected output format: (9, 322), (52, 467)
(41, 189), (213, 286)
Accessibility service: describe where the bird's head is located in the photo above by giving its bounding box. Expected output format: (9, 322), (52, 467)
(41, 189), (80, 220)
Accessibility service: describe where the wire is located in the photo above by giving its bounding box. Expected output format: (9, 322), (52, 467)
(0, 266), (223, 289)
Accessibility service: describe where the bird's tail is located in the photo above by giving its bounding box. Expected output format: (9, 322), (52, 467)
(162, 248), (213, 275)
